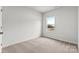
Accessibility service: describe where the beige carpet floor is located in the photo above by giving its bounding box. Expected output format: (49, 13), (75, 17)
(2, 37), (78, 53)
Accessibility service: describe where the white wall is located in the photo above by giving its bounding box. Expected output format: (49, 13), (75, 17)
(2, 6), (42, 47)
(78, 7), (79, 51)
(0, 6), (2, 32)
(0, 6), (2, 52)
(42, 7), (78, 44)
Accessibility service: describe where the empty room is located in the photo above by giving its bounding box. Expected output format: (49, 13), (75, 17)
(1, 6), (78, 53)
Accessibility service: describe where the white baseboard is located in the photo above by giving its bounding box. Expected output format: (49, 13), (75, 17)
(2, 35), (41, 48)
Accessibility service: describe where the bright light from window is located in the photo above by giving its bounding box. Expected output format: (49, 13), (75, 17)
(47, 16), (55, 32)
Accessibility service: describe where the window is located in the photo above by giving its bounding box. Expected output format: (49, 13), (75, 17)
(47, 16), (55, 32)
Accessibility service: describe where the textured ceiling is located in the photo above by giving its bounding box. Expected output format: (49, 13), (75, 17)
(27, 6), (61, 13)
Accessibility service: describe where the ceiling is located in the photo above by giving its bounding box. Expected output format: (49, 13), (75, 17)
(27, 6), (61, 13)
